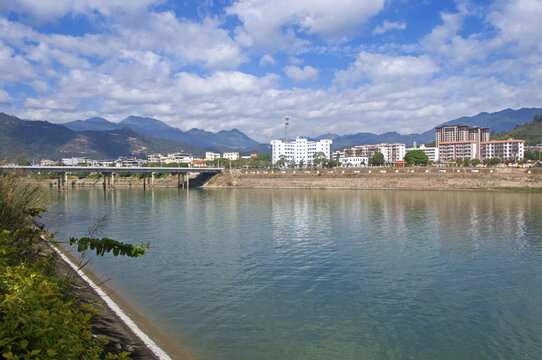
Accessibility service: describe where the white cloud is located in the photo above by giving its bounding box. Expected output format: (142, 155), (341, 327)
(284, 65), (319, 82)
(226, 0), (386, 50)
(334, 51), (439, 87)
(259, 54), (275, 67)
(0, 0), (162, 21)
(373, 20), (406, 35)
(289, 57), (303, 65)
(489, 0), (542, 56)
(0, 41), (35, 83)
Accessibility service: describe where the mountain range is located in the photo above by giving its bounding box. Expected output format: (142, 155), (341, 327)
(1, 107), (540, 161)
(63, 115), (264, 152)
(0, 113), (205, 161)
(315, 107), (542, 149)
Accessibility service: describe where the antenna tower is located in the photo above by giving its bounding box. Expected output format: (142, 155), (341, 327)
(284, 116), (289, 142)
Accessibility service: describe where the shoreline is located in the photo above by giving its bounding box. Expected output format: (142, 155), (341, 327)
(202, 169), (542, 191)
(38, 234), (196, 360)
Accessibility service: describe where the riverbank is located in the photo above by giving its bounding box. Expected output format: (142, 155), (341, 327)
(38, 234), (194, 359)
(204, 168), (542, 191)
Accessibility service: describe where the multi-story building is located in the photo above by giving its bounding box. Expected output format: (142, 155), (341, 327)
(338, 156), (368, 167)
(343, 143), (406, 163)
(222, 152), (239, 161)
(147, 152), (193, 164)
(438, 141), (478, 161)
(270, 137), (332, 167)
(205, 152), (221, 161)
(377, 143), (406, 163)
(436, 124), (490, 159)
(406, 144), (439, 162)
(481, 139), (524, 161)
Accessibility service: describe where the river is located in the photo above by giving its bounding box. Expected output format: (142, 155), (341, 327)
(44, 188), (542, 359)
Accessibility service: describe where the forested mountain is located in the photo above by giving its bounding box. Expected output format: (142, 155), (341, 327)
(324, 107), (542, 149)
(492, 114), (542, 145)
(0, 113), (204, 161)
(63, 115), (262, 151)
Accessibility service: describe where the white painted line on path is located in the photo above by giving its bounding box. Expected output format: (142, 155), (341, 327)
(45, 238), (172, 360)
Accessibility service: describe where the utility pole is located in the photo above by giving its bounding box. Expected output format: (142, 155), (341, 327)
(284, 116), (289, 142)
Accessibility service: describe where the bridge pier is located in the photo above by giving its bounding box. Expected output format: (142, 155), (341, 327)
(143, 174), (146, 190)
(111, 173), (115, 189)
(177, 173), (181, 188)
(57, 173), (61, 191)
(186, 172), (190, 188)
(64, 173), (68, 190)
(151, 172), (155, 188)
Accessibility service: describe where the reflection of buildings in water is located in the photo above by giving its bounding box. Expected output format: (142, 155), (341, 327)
(435, 193), (528, 252)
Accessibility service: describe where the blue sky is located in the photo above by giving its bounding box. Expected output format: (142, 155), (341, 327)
(0, 0), (541, 141)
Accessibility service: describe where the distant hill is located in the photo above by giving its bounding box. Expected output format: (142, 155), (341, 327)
(324, 107), (542, 150)
(62, 115), (263, 152)
(492, 114), (542, 145)
(0, 113), (204, 161)
(62, 117), (122, 131)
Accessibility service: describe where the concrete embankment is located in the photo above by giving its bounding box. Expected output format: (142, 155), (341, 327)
(204, 168), (542, 191)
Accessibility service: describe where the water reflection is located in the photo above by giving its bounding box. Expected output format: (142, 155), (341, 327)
(45, 188), (542, 360)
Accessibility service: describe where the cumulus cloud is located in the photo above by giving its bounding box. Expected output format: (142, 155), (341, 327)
(0, 40), (35, 83)
(284, 65), (319, 82)
(226, 0), (386, 49)
(334, 51), (439, 87)
(259, 54), (275, 67)
(373, 20), (406, 35)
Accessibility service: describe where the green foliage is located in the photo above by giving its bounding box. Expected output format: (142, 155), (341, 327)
(524, 151), (541, 161)
(483, 158), (501, 166)
(75, 172), (89, 179)
(17, 160), (31, 166)
(404, 150), (429, 166)
(69, 237), (147, 257)
(369, 152), (385, 166)
(0, 174), (141, 359)
(256, 153), (271, 162)
(492, 113), (542, 145)
(0, 175), (45, 232)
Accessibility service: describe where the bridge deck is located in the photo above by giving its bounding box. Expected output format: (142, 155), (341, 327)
(0, 166), (223, 174)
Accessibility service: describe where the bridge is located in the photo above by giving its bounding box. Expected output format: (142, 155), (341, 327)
(0, 165), (223, 190)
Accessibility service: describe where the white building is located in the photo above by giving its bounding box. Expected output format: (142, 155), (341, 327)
(377, 143), (406, 163)
(339, 156), (368, 167)
(271, 137), (333, 167)
(222, 152), (239, 160)
(62, 157), (89, 166)
(406, 144), (439, 162)
(481, 139), (524, 161)
(205, 152), (221, 161)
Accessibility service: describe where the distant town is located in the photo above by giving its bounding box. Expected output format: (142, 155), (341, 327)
(13, 124), (542, 169)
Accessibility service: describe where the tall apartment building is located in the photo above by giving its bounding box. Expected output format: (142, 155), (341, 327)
(271, 137), (332, 166)
(436, 124), (490, 161)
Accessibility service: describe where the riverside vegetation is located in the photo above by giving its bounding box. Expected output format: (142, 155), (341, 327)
(0, 173), (147, 359)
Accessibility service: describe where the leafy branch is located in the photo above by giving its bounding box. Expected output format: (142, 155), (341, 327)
(69, 237), (148, 257)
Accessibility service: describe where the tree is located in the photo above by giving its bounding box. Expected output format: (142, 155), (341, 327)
(463, 158), (471, 167)
(275, 155), (287, 168)
(256, 153), (271, 162)
(471, 158), (481, 166)
(312, 152), (327, 167)
(369, 152), (385, 166)
(455, 158), (464, 167)
(404, 150), (429, 166)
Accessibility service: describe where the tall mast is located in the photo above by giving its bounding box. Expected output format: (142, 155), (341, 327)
(284, 116), (289, 142)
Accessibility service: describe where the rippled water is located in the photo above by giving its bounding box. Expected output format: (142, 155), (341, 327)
(45, 188), (542, 359)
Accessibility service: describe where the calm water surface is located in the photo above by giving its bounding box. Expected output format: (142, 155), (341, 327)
(45, 188), (542, 359)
